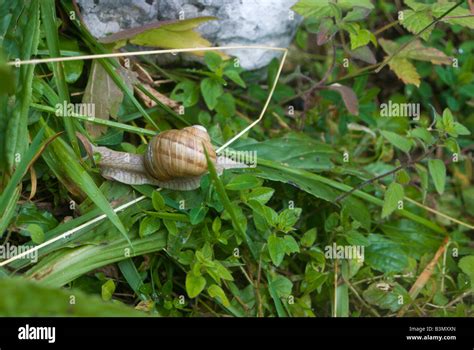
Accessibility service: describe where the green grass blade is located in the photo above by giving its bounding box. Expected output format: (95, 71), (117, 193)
(25, 233), (167, 287)
(40, 0), (78, 153)
(32, 103), (156, 136)
(266, 272), (288, 317)
(4, 0), (40, 171)
(118, 259), (148, 301)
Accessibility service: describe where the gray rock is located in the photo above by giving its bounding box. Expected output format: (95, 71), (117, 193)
(77, 0), (301, 70)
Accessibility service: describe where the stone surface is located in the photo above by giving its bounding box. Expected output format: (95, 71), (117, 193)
(77, 0), (301, 70)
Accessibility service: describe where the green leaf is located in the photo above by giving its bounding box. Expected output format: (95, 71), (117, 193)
(453, 123), (471, 136)
(388, 57), (420, 87)
(348, 25), (376, 50)
(283, 235), (300, 254)
(268, 234), (286, 266)
(152, 190), (165, 211)
(342, 197), (371, 231)
(266, 272), (288, 317)
(101, 279), (116, 301)
(204, 52), (222, 72)
(118, 259), (147, 300)
(139, 216), (161, 238)
(26, 224), (44, 244)
(59, 38), (84, 83)
(225, 174), (262, 191)
(411, 127), (434, 145)
(277, 208), (302, 233)
(201, 77), (224, 110)
(189, 206), (208, 225)
(428, 159), (446, 195)
(292, 0), (373, 18)
(382, 182), (404, 218)
(343, 7), (371, 21)
(381, 130), (412, 153)
(271, 275), (293, 298)
(400, 9), (433, 41)
(171, 80), (199, 107)
(433, 2), (474, 30)
(459, 256), (474, 282)
(363, 282), (409, 312)
(223, 69), (246, 88)
(215, 93), (236, 118)
(301, 228), (317, 248)
(128, 17), (214, 52)
(244, 187), (275, 205)
(364, 234), (408, 273)
(207, 284), (230, 307)
(186, 273), (206, 298)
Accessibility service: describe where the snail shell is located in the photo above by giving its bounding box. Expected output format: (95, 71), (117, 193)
(144, 125), (216, 181)
(77, 125), (246, 191)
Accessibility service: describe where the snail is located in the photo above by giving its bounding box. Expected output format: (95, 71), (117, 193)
(77, 125), (246, 191)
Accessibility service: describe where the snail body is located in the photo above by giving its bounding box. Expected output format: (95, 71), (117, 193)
(78, 125), (245, 191)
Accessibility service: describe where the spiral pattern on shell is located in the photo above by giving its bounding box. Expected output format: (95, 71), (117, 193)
(144, 125), (217, 181)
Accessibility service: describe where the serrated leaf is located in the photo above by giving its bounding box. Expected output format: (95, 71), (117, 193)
(403, 40), (451, 65)
(400, 9), (434, 41)
(434, 3), (474, 30)
(428, 159), (446, 194)
(382, 182), (404, 218)
(387, 57), (420, 87)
